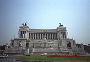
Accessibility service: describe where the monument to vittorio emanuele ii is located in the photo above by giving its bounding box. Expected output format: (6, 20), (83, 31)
(5, 23), (85, 55)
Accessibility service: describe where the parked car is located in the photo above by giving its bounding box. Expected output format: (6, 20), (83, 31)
(41, 53), (47, 56)
(0, 50), (8, 58)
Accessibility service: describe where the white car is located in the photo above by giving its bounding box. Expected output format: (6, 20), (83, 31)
(41, 53), (47, 56)
(0, 54), (8, 58)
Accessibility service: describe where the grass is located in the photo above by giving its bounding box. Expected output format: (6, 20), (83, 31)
(18, 56), (90, 61)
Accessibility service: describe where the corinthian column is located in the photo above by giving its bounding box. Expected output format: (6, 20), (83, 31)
(35, 33), (36, 39)
(32, 33), (34, 39)
(42, 33), (43, 39)
(40, 33), (41, 39)
(47, 33), (48, 39)
(50, 33), (51, 39)
(52, 33), (53, 39)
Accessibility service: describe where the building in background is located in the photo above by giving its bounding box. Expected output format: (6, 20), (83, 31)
(84, 44), (90, 55)
(5, 23), (85, 55)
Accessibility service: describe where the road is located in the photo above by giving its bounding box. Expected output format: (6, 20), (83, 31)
(0, 56), (22, 62)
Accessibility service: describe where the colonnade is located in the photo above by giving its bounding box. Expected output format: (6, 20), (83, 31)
(29, 33), (57, 40)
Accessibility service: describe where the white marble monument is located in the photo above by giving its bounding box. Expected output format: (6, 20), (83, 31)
(6, 23), (85, 55)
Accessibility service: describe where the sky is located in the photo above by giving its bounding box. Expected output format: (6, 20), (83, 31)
(0, 0), (90, 45)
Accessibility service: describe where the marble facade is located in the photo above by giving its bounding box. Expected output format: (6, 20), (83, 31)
(6, 23), (85, 55)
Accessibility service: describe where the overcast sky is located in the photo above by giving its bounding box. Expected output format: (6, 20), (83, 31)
(0, 0), (90, 45)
